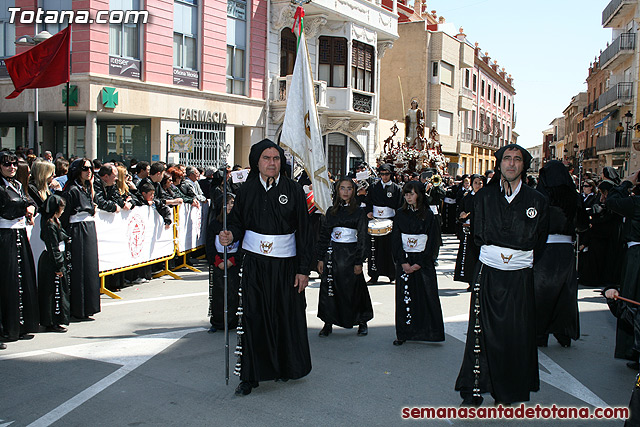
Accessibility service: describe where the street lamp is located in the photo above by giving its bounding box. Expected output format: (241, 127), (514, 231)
(15, 30), (53, 156)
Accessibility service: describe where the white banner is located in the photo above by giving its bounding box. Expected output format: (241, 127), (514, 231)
(176, 202), (208, 253)
(280, 31), (332, 214)
(95, 205), (175, 272)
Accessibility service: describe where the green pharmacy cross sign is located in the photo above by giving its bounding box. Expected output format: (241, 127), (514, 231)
(102, 87), (119, 108)
(62, 85), (78, 106)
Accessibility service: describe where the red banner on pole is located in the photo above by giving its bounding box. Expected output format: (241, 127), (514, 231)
(5, 26), (71, 99)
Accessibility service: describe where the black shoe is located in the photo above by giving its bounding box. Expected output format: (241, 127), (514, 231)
(357, 323), (368, 336)
(460, 395), (483, 407)
(0, 342), (6, 350)
(45, 325), (67, 333)
(207, 326), (217, 334)
(235, 381), (258, 396)
(18, 334), (34, 340)
(393, 339), (405, 346)
(319, 323), (332, 337)
(554, 334), (571, 348)
(275, 378), (289, 383)
(627, 361), (640, 370)
(367, 277), (378, 284)
(536, 335), (548, 347)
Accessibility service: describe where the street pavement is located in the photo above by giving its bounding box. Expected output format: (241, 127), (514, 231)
(0, 235), (633, 426)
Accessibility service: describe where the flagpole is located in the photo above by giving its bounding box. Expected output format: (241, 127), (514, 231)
(66, 26), (72, 160)
(222, 149), (229, 386)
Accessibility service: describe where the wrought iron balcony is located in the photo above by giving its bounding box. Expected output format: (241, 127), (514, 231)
(599, 33), (635, 69)
(583, 146), (597, 159)
(596, 131), (629, 152)
(598, 82), (633, 111)
(352, 91), (373, 114)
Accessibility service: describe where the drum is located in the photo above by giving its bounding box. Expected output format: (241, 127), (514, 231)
(368, 219), (393, 236)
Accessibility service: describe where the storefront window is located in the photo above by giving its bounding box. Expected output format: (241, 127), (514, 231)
(100, 123), (150, 164)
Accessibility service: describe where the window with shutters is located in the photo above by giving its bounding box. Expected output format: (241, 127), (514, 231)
(280, 28), (297, 77)
(318, 36), (347, 88)
(351, 41), (374, 93)
(440, 61), (454, 87)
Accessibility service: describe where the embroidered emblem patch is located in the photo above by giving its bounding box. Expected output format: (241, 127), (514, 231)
(259, 240), (273, 254)
(407, 238), (418, 248)
(387, 192), (393, 198)
(526, 207), (537, 218)
(333, 231), (342, 240)
(501, 253), (513, 264)
(279, 195), (288, 205)
(377, 209), (385, 216)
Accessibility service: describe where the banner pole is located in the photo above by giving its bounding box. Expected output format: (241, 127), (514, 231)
(223, 159), (229, 386)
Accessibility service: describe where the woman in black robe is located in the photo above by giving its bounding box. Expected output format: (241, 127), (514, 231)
(534, 160), (583, 347)
(206, 192), (242, 333)
(0, 151), (39, 346)
(38, 195), (71, 332)
(577, 179), (598, 286)
(454, 174), (484, 289)
(316, 178), (373, 337)
(62, 159), (100, 320)
(391, 181), (444, 345)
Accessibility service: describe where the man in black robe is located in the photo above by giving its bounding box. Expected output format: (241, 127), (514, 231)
(218, 139), (312, 396)
(365, 163), (402, 283)
(455, 144), (549, 406)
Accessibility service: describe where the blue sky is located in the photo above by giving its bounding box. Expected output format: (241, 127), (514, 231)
(427, 0), (612, 148)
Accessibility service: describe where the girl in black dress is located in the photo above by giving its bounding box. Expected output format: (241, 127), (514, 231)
(0, 151), (39, 346)
(392, 180), (444, 345)
(62, 158), (100, 320)
(38, 195), (71, 332)
(316, 178), (373, 337)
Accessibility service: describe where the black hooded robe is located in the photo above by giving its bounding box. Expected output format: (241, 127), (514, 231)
(455, 149), (549, 404)
(0, 178), (39, 340)
(316, 205), (373, 328)
(392, 207), (445, 342)
(365, 180), (403, 280)
(454, 192), (480, 285)
(226, 140), (312, 383)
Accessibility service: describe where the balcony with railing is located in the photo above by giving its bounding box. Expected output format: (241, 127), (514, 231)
(602, 0), (636, 28)
(273, 76), (327, 108)
(599, 33), (635, 69)
(598, 82), (633, 111)
(596, 131), (629, 152)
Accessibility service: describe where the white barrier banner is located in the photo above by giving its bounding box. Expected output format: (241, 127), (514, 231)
(176, 202), (208, 253)
(96, 205), (175, 272)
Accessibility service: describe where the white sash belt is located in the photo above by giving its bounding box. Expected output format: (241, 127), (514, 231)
(546, 234), (573, 244)
(401, 233), (428, 252)
(429, 205), (439, 215)
(331, 227), (357, 243)
(444, 197), (456, 204)
(69, 212), (95, 223)
(479, 245), (533, 270)
(243, 230), (296, 258)
(0, 216), (26, 229)
(373, 205), (395, 219)
(628, 241), (640, 249)
(215, 235), (239, 253)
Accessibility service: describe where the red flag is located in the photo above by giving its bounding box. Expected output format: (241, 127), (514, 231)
(5, 26), (71, 99)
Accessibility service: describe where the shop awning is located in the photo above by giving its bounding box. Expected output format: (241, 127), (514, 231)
(594, 110), (616, 128)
